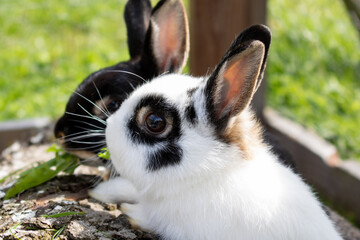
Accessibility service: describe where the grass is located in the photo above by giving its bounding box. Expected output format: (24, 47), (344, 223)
(0, 0), (359, 161)
(0, 0), (129, 120)
(267, 0), (360, 161)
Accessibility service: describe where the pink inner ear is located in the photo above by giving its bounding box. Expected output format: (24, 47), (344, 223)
(212, 41), (265, 121)
(219, 58), (251, 113)
(158, 13), (180, 71)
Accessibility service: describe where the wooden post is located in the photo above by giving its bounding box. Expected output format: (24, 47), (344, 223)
(189, 0), (267, 117)
(341, 0), (360, 38)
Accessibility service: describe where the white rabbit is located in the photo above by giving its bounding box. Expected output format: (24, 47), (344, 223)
(91, 25), (342, 240)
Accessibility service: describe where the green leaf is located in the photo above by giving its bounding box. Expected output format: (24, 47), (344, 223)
(8, 223), (21, 240)
(42, 211), (85, 218)
(52, 225), (67, 240)
(98, 147), (110, 160)
(47, 143), (64, 153)
(4, 152), (79, 199)
(96, 229), (118, 240)
(63, 161), (80, 174)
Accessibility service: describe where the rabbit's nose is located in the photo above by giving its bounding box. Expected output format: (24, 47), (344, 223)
(55, 131), (65, 145)
(54, 116), (67, 144)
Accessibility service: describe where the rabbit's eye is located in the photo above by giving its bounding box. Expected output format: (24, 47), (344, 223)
(107, 100), (121, 113)
(145, 113), (166, 134)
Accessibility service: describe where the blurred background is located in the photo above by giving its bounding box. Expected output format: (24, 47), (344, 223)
(0, 0), (359, 162)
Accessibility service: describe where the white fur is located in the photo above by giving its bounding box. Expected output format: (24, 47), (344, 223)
(88, 177), (138, 203)
(97, 74), (342, 239)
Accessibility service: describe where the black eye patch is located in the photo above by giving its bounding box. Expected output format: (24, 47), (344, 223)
(147, 142), (183, 171)
(127, 95), (181, 145)
(127, 95), (183, 171)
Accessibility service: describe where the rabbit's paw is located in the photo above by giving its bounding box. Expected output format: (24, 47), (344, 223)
(121, 203), (150, 231)
(89, 177), (138, 203)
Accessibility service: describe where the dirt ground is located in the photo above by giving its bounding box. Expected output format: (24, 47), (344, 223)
(0, 136), (156, 240)
(0, 137), (360, 239)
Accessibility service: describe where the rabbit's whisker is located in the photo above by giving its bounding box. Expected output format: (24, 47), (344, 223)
(90, 175), (105, 188)
(70, 119), (105, 131)
(128, 81), (136, 90)
(64, 133), (106, 143)
(65, 143), (106, 151)
(61, 133), (104, 144)
(70, 139), (107, 145)
(77, 103), (107, 124)
(55, 130), (90, 140)
(103, 69), (146, 83)
(74, 130), (105, 135)
(74, 125), (105, 133)
(80, 154), (101, 163)
(110, 167), (119, 179)
(73, 90), (110, 118)
(65, 111), (106, 125)
(92, 81), (111, 116)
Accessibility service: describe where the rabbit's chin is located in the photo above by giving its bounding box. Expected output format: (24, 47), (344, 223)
(67, 150), (96, 160)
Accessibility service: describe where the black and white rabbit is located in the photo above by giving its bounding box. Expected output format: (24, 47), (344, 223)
(92, 25), (341, 239)
(54, 0), (189, 160)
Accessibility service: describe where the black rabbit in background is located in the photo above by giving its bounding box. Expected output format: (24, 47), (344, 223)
(54, 0), (189, 160)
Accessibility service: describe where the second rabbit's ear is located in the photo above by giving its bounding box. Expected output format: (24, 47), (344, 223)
(141, 0), (189, 74)
(124, 0), (152, 58)
(204, 25), (271, 132)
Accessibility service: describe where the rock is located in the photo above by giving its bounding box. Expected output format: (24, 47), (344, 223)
(0, 173), (157, 240)
(0, 142), (156, 240)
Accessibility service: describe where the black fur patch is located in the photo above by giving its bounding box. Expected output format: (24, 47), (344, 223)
(127, 95), (183, 171)
(127, 95), (181, 145)
(185, 102), (197, 125)
(124, 0), (152, 58)
(147, 142), (183, 171)
(184, 88), (197, 125)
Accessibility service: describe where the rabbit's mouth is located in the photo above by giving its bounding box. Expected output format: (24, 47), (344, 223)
(69, 150), (106, 166)
(64, 148), (107, 166)
(54, 118), (107, 162)
(55, 134), (105, 163)
(67, 149), (96, 160)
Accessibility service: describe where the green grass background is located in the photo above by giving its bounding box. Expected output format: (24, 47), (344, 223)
(0, 0), (129, 120)
(267, 0), (360, 161)
(0, 0), (359, 161)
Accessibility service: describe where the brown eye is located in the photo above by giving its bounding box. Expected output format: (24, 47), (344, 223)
(145, 113), (166, 134)
(107, 100), (121, 113)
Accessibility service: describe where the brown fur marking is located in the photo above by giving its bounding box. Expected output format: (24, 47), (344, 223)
(222, 110), (265, 160)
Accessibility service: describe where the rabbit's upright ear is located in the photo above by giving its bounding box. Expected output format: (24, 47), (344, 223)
(205, 25), (271, 132)
(141, 0), (189, 74)
(124, 0), (152, 58)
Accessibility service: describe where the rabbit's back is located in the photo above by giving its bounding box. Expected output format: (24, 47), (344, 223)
(140, 148), (340, 240)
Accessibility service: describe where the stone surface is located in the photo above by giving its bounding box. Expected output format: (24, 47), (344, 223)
(0, 173), (156, 240)
(0, 142), (156, 240)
